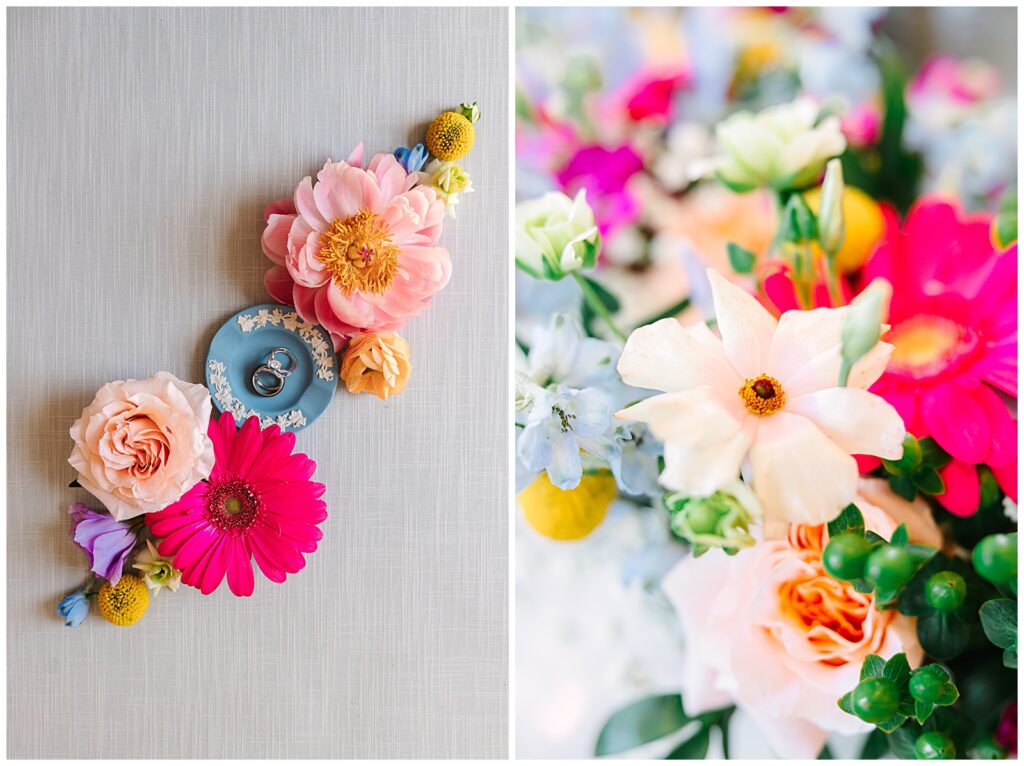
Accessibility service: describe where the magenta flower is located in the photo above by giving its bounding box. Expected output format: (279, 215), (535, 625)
(555, 144), (643, 237)
(69, 502), (138, 585)
(146, 414), (327, 597)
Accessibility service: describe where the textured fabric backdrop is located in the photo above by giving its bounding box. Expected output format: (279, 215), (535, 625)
(6, 7), (508, 759)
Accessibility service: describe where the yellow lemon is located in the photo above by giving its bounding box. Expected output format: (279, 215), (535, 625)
(804, 185), (885, 273)
(518, 471), (618, 541)
(96, 574), (150, 627)
(425, 111), (475, 162)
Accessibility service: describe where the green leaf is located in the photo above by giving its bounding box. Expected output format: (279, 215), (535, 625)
(861, 654), (886, 679)
(714, 171), (757, 194)
(888, 723), (920, 760)
(817, 743), (833, 759)
(579, 274), (620, 338)
(665, 726), (711, 759)
(889, 524), (909, 547)
(726, 242), (757, 274)
(993, 210), (1017, 249)
(860, 727), (889, 759)
(918, 437), (951, 468)
(883, 653), (911, 687)
(915, 699), (935, 724)
(1004, 645), (1017, 669)
(888, 474), (917, 501)
(595, 694), (688, 756)
(838, 692), (855, 715)
(874, 713), (908, 734)
(912, 467), (944, 495)
(979, 598), (1017, 649)
(828, 504), (865, 537)
(917, 611), (969, 660)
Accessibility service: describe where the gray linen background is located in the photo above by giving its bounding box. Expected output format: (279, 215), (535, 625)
(7, 7), (508, 759)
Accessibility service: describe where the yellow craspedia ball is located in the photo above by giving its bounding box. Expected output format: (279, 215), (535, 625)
(518, 471), (617, 541)
(96, 574), (150, 627)
(425, 111), (475, 161)
(805, 185), (886, 273)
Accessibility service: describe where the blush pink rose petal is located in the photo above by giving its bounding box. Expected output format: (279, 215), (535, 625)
(662, 480), (936, 759)
(68, 371), (215, 521)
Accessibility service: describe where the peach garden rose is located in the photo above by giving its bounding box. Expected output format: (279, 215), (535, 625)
(68, 371), (215, 521)
(662, 479), (941, 759)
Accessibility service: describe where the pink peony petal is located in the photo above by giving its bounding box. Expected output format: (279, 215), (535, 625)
(261, 213), (294, 265)
(264, 265), (296, 306)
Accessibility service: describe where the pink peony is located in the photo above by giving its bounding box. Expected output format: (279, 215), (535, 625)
(146, 414), (327, 597)
(910, 56), (1001, 108)
(68, 372), (214, 521)
(262, 146), (452, 351)
(662, 479), (937, 759)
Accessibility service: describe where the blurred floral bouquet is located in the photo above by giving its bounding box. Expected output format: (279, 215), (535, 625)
(515, 7), (1016, 759)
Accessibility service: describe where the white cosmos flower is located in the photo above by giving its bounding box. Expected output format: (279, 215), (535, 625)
(707, 98), (847, 192)
(615, 269), (905, 528)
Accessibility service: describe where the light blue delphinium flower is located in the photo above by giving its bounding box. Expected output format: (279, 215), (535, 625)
(516, 313), (627, 489)
(394, 143), (428, 173)
(614, 423), (663, 499)
(518, 384), (620, 490)
(57, 588), (90, 627)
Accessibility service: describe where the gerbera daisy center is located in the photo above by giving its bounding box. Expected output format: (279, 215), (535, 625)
(887, 314), (975, 378)
(318, 209), (399, 295)
(739, 374), (786, 416)
(205, 479), (261, 532)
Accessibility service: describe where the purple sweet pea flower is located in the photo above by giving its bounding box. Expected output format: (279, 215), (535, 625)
(69, 502), (137, 585)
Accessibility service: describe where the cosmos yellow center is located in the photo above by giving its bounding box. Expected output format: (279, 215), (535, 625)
(739, 374), (786, 416)
(317, 210), (399, 295)
(887, 314), (972, 378)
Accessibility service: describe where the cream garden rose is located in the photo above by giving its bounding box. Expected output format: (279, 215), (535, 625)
(515, 189), (600, 280)
(68, 371), (215, 521)
(708, 98), (847, 192)
(662, 479), (940, 759)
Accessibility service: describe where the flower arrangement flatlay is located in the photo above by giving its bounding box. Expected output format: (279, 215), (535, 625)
(58, 103), (481, 627)
(516, 6), (1017, 761)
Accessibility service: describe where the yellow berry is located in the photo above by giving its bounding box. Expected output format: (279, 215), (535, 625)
(518, 471), (617, 541)
(425, 111), (475, 162)
(805, 185), (885, 273)
(96, 574), (150, 627)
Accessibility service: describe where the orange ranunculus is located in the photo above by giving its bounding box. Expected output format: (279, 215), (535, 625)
(341, 332), (412, 400)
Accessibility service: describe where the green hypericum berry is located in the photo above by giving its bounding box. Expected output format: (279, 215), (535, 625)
(925, 571), (967, 612)
(908, 668), (943, 703)
(823, 533), (873, 580)
(915, 731), (956, 759)
(865, 545), (916, 592)
(973, 533), (1018, 585)
(851, 677), (900, 723)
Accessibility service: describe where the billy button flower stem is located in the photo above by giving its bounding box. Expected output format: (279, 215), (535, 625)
(572, 272), (628, 342)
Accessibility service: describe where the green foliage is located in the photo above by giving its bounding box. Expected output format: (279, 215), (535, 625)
(883, 436), (951, 500)
(726, 242), (756, 274)
(979, 598), (1017, 668)
(634, 297), (691, 329)
(595, 694), (687, 756)
(577, 274), (621, 339)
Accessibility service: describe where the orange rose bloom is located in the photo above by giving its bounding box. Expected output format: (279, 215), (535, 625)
(341, 332), (411, 400)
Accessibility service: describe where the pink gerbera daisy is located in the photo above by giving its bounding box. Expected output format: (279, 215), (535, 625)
(859, 200), (1017, 515)
(146, 414), (327, 597)
(762, 199), (1017, 516)
(262, 145), (452, 350)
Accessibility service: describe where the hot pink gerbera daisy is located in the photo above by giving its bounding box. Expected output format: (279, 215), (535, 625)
(146, 414), (327, 597)
(860, 200), (1017, 515)
(761, 198), (1017, 516)
(262, 145), (452, 350)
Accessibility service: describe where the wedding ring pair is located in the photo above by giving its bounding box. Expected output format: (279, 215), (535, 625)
(252, 347), (298, 397)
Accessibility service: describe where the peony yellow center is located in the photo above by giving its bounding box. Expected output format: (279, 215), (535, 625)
(739, 374), (786, 416)
(887, 314), (974, 379)
(317, 210), (399, 295)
